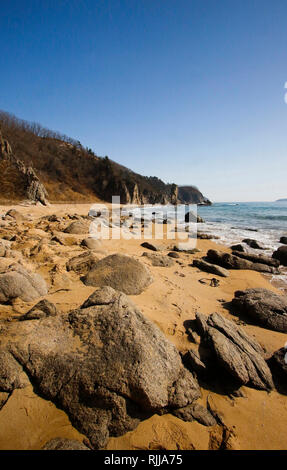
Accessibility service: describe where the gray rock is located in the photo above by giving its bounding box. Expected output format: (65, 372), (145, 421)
(279, 236), (287, 245)
(242, 239), (266, 250)
(192, 259), (229, 277)
(232, 288), (287, 333)
(232, 251), (280, 267)
(230, 244), (245, 252)
(0, 351), (29, 392)
(272, 246), (287, 266)
(83, 254), (153, 295)
(172, 403), (217, 426)
(2, 287), (200, 448)
(271, 347), (287, 376)
(21, 299), (58, 320)
(66, 252), (99, 275)
(64, 221), (89, 235)
(168, 252), (180, 259)
(0, 264), (48, 303)
(140, 242), (164, 252)
(196, 312), (274, 391)
(42, 438), (90, 450)
(142, 252), (175, 267)
(206, 249), (279, 274)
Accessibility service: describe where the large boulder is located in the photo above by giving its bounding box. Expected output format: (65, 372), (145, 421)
(0, 264), (48, 303)
(195, 312), (274, 391)
(83, 254), (153, 295)
(0, 287), (200, 448)
(271, 347), (287, 377)
(185, 211), (205, 223)
(272, 246), (287, 266)
(232, 288), (287, 333)
(206, 249), (279, 274)
(279, 236), (287, 245)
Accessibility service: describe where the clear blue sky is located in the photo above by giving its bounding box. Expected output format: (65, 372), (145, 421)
(1, 0), (287, 202)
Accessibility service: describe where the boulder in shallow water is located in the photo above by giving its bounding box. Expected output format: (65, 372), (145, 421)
(272, 245), (287, 266)
(242, 238), (266, 250)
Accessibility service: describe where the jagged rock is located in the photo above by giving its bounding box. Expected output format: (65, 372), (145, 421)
(64, 221), (89, 235)
(0, 264), (47, 303)
(232, 288), (287, 333)
(242, 239), (265, 250)
(83, 254), (153, 295)
(142, 252), (175, 267)
(21, 299), (58, 320)
(0, 351), (29, 392)
(195, 312), (274, 391)
(272, 246), (287, 266)
(1, 287), (200, 448)
(206, 249), (279, 274)
(172, 403), (217, 426)
(230, 244), (245, 252)
(42, 438), (90, 450)
(51, 235), (79, 246)
(183, 350), (207, 375)
(232, 251), (280, 267)
(66, 252), (99, 275)
(80, 238), (104, 251)
(280, 236), (287, 245)
(271, 347), (287, 377)
(192, 259), (229, 277)
(141, 242), (164, 252)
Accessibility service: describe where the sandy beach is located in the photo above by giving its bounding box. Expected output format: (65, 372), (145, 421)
(0, 203), (286, 450)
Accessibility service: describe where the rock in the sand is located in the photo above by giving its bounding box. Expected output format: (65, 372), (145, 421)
(183, 350), (207, 376)
(206, 249), (279, 273)
(20, 299), (58, 320)
(232, 251), (280, 267)
(66, 252), (99, 275)
(232, 288), (287, 333)
(141, 242), (164, 252)
(80, 237), (103, 251)
(195, 312), (274, 390)
(192, 259), (229, 277)
(0, 351), (29, 392)
(1, 287), (200, 448)
(279, 236), (287, 245)
(172, 403), (217, 426)
(230, 244), (245, 252)
(42, 438), (90, 450)
(272, 246), (287, 266)
(242, 238), (266, 250)
(64, 221), (89, 235)
(271, 347), (287, 377)
(0, 264), (47, 303)
(168, 251), (180, 259)
(142, 252), (175, 267)
(83, 253), (153, 295)
(5, 209), (26, 224)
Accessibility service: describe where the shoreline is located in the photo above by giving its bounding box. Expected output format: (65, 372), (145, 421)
(0, 202), (286, 450)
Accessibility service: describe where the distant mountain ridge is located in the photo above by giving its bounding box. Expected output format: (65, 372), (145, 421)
(0, 110), (211, 205)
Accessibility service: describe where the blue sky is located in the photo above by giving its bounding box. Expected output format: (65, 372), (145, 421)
(1, 0), (287, 202)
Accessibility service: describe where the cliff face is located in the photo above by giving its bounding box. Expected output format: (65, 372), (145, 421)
(0, 111), (211, 206)
(178, 186), (211, 205)
(0, 131), (48, 205)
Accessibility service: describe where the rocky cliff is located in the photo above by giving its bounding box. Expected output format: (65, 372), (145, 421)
(178, 186), (211, 205)
(0, 130), (48, 205)
(0, 111), (211, 206)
